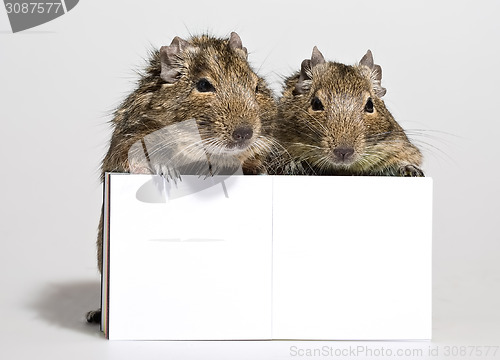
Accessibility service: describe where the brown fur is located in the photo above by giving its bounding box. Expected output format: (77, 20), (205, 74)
(270, 48), (423, 177)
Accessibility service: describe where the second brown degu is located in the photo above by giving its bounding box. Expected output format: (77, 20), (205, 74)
(102, 32), (424, 180)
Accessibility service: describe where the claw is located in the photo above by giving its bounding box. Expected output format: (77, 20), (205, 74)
(400, 164), (425, 177)
(152, 164), (183, 183)
(171, 171), (178, 185)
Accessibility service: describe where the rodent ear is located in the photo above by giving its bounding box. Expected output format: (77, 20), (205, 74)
(295, 46), (325, 95)
(360, 50), (374, 69)
(294, 59), (312, 95)
(160, 36), (192, 84)
(359, 50), (387, 97)
(228, 32), (248, 60)
(311, 46), (326, 68)
(372, 64), (386, 97)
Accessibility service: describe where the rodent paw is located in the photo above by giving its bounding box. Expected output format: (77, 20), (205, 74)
(86, 309), (101, 324)
(153, 164), (182, 183)
(399, 164), (425, 177)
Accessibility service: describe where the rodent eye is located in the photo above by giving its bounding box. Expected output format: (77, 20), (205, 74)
(365, 98), (374, 113)
(196, 78), (215, 93)
(311, 97), (324, 111)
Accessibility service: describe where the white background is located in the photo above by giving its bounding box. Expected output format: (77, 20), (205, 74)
(0, 0), (499, 359)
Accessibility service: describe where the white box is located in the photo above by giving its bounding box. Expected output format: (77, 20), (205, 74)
(101, 174), (432, 340)
(272, 176), (433, 340)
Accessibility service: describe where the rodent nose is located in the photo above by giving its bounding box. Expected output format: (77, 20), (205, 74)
(333, 147), (355, 162)
(232, 126), (253, 142)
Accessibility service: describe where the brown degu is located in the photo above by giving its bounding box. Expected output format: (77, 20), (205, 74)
(102, 32), (277, 179)
(87, 33), (277, 323)
(99, 32), (277, 263)
(271, 47), (423, 176)
(99, 32), (277, 262)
